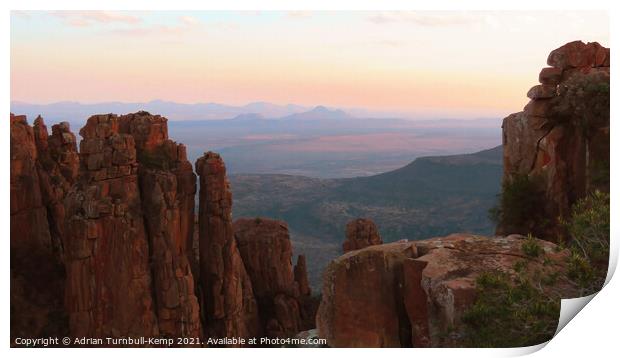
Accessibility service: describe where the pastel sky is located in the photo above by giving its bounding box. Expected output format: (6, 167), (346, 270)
(11, 11), (609, 118)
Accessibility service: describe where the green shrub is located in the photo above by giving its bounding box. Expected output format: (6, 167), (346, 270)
(521, 234), (543, 258)
(462, 271), (560, 347)
(551, 71), (610, 192)
(137, 145), (173, 170)
(562, 190), (609, 294)
(490, 174), (546, 235)
(551, 71), (610, 131)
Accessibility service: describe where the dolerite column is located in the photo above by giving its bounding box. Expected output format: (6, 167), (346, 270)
(196, 152), (260, 345)
(119, 112), (201, 339)
(64, 114), (159, 340)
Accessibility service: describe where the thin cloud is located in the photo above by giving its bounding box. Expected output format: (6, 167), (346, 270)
(109, 16), (202, 37)
(368, 12), (480, 27)
(50, 11), (141, 27)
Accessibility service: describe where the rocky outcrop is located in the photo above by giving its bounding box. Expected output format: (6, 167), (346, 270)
(12, 112), (318, 345)
(63, 114), (159, 339)
(120, 112), (201, 338)
(294, 255), (311, 297)
(10, 114), (69, 343)
(196, 152), (260, 344)
(500, 41), (610, 238)
(32, 117), (79, 257)
(60, 112), (202, 341)
(343, 218), (383, 253)
(10, 114), (53, 257)
(316, 234), (579, 347)
(234, 218), (313, 339)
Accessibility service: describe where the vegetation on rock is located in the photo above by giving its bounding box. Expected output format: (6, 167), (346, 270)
(489, 174), (546, 235)
(137, 145), (174, 170)
(462, 270), (561, 347)
(562, 190), (610, 295)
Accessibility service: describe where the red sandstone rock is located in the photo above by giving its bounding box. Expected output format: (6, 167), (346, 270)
(547, 41), (608, 70)
(539, 67), (563, 85)
(120, 112), (201, 339)
(32, 117), (79, 257)
(294, 255), (316, 331)
(500, 40), (610, 238)
(196, 152), (260, 345)
(64, 114), (159, 339)
(294, 255), (311, 297)
(234, 217), (304, 339)
(343, 218), (383, 253)
(527, 85), (557, 100)
(402, 259), (431, 347)
(10, 114), (68, 343)
(317, 242), (417, 347)
(316, 234), (579, 347)
(10, 114), (51, 253)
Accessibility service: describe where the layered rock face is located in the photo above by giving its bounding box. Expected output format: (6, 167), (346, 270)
(343, 218), (383, 253)
(32, 117), (80, 255)
(500, 41), (610, 237)
(234, 218), (313, 339)
(63, 115), (159, 338)
(11, 114), (53, 257)
(196, 152), (260, 344)
(62, 112), (203, 340)
(12, 111), (320, 344)
(12, 111), (319, 344)
(119, 112), (201, 338)
(316, 234), (579, 347)
(10, 114), (72, 342)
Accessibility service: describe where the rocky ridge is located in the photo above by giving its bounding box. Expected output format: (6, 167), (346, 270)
(499, 41), (610, 238)
(10, 113), (314, 346)
(317, 234), (580, 347)
(314, 40), (608, 347)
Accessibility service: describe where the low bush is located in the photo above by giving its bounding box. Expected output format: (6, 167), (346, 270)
(562, 190), (609, 294)
(490, 174), (546, 236)
(462, 270), (560, 347)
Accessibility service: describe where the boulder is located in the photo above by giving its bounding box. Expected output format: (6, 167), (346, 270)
(343, 218), (383, 252)
(547, 40), (608, 69)
(316, 234), (579, 347)
(526, 85), (557, 100)
(234, 217), (307, 339)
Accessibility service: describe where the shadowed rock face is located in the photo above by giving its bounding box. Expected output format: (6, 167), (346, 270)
(33, 118), (80, 263)
(10, 114), (72, 343)
(234, 218), (313, 339)
(343, 218), (383, 253)
(316, 234), (579, 348)
(196, 152), (260, 345)
(500, 41), (610, 238)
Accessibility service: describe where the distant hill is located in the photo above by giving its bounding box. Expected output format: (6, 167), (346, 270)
(280, 106), (351, 121)
(230, 145), (503, 290)
(10, 100), (311, 123)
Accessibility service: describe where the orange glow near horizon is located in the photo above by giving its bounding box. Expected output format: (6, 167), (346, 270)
(11, 11), (609, 118)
